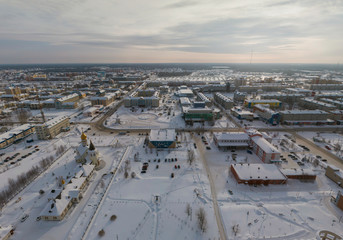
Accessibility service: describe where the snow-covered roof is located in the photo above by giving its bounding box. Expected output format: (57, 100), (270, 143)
(231, 163), (287, 181)
(280, 110), (328, 115)
(251, 136), (280, 154)
(0, 124), (34, 143)
(149, 129), (176, 142)
(36, 116), (69, 128)
(214, 132), (249, 141)
(280, 168), (316, 176)
(180, 97), (191, 105)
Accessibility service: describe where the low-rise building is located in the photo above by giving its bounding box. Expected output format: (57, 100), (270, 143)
(230, 163), (287, 185)
(149, 129), (176, 148)
(40, 163), (95, 221)
(35, 116), (70, 140)
(280, 168), (316, 181)
(0, 124), (35, 149)
(325, 165), (343, 187)
(182, 107), (220, 122)
(213, 132), (249, 150)
(231, 108), (254, 120)
(251, 135), (281, 163)
(334, 191), (343, 211)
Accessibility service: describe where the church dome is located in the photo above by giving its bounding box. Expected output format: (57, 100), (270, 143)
(81, 132), (87, 140)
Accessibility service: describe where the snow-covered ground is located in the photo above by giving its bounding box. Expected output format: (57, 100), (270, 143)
(201, 132), (343, 239)
(85, 133), (220, 240)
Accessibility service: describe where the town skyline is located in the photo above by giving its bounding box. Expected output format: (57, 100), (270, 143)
(1, 0), (342, 64)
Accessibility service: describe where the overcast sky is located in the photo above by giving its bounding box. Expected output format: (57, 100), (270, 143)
(0, 0), (342, 64)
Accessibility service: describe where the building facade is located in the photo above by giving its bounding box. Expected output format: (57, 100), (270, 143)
(35, 116), (70, 140)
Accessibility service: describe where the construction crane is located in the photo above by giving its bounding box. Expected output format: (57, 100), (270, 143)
(36, 92), (46, 123)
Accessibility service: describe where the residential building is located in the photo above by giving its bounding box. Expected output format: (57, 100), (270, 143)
(253, 104), (280, 125)
(35, 116), (70, 140)
(0, 124), (35, 149)
(214, 93), (233, 110)
(244, 99), (282, 108)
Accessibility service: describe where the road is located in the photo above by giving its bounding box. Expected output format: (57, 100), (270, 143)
(292, 132), (343, 169)
(193, 136), (227, 240)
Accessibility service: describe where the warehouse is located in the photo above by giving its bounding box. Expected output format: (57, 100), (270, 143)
(148, 129), (176, 148)
(230, 163), (287, 185)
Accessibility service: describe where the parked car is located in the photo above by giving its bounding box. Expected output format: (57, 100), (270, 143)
(206, 146), (211, 150)
(325, 145), (331, 150)
(247, 150), (252, 154)
(171, 173), (174, 178)
(21, 214), (29, 222)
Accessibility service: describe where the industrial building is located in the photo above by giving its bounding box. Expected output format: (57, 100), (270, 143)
(230, 163), (287, 185)
(0, 124), (35, 149)
(35, 116), (70, 140)
(214, 92), (233, 110)
(253, 104), (280, 125)
(148, 129), (176, 148)
(213, 132), (249, 150)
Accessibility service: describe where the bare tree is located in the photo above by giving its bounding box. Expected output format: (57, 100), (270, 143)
(232, 224), (240, 236)
(185, 203), (192, 217)
(196, 207), (207, 233)
(17, 108), (32, 124)
(187, 149), (195, 166)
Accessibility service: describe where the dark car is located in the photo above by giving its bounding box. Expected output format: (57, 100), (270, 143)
(171, 173), (174, 178)
(194, 143), (197, 149)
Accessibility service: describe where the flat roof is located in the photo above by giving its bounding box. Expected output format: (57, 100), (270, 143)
(36, 115), (69, 128)
(149, 129), (176, 142)
(214, 132), (249, 141)
(251, 136), (280, 154)
(231, 163), (287, 181)
(0, 124), (34, 143)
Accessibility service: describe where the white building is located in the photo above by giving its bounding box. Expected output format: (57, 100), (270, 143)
(213, 132), (249, 150)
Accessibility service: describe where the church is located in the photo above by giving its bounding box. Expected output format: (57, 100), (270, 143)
(75, 131), (100, 166)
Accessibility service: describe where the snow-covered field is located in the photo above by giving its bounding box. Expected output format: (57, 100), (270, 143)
(85, 133), (220, 240)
